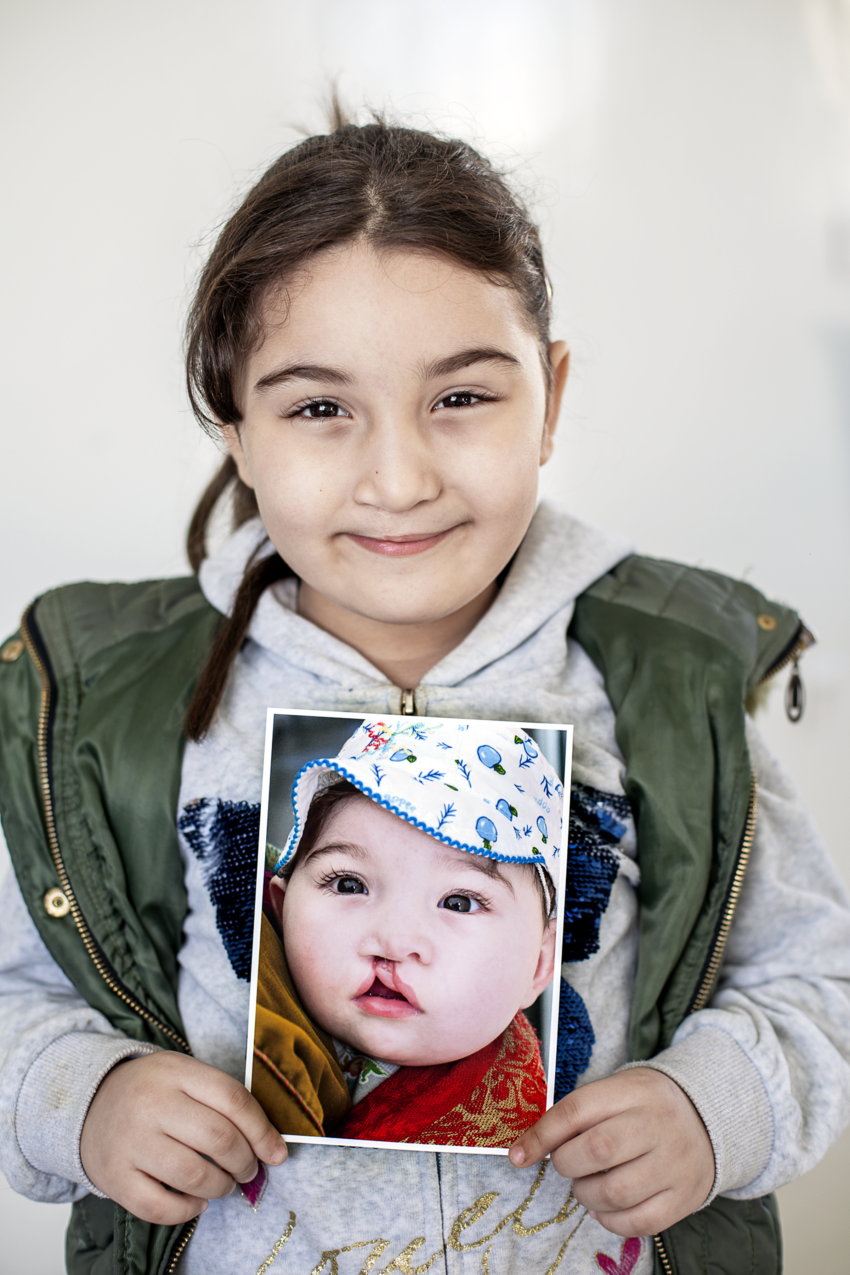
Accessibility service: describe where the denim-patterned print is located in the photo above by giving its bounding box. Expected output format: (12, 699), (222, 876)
(179, 798), (261, 981)
(554, 783), (632, 1100)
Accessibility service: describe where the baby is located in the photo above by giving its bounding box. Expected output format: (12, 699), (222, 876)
(256, 719), (564, 1148)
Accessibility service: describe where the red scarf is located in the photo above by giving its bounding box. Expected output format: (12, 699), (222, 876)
(333, 1012), (547, 1147)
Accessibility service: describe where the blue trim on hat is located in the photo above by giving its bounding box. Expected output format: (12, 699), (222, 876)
(276, 757), (561, 873)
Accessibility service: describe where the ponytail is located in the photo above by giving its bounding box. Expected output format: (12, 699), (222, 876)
(184, 458), (293, 742)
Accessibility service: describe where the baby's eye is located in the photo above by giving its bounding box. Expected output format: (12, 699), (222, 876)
(330, 874), (367, 895)
(292, 399), (350, 420)
(440, 893), (482, 913)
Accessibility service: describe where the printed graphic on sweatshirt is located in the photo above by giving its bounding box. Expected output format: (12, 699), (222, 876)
(179, 798), (261, 981)
(555, 783), (632, 1101)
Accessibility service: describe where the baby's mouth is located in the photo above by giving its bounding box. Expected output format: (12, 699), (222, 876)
(363, 976), (408, 1002)
(353, 968), (422, 1018)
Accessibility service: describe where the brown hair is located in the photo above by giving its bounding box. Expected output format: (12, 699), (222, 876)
(184, 110), (552, 741)
(281, 776), (555, 926)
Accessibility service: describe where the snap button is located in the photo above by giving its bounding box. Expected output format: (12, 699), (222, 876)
(44, 888), (71, 918)
(1, 638), (24, 662)
(757, 614), (777, 632)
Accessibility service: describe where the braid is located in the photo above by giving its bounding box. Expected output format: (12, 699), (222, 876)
(186, 547), (292, 742)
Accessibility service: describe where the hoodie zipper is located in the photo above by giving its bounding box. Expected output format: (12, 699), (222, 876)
(19, 603), (192, 1053)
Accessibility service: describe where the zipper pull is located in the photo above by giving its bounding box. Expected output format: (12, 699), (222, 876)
(785, 659), (805, 722)
(400, 687), (416, 715)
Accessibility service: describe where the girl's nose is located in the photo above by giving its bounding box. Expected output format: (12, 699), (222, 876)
(352, 416), (442, 513)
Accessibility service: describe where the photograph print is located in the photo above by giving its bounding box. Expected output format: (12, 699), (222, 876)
(245, 710), (572, 1155)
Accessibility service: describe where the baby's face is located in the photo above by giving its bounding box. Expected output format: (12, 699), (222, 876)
(274, 796), (556, 1067)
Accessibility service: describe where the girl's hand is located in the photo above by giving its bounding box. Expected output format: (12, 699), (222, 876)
(80, 1052), (287, 1224)
(508, 1068), (715, 1237)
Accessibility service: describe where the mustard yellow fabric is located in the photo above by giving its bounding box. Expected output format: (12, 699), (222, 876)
(252, 913), (351, 1136)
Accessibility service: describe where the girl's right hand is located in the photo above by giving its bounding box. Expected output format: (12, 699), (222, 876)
(79, 1051), (287, 1224)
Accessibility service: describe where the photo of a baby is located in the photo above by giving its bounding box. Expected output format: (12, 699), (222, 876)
(246, 713), (571, 1154)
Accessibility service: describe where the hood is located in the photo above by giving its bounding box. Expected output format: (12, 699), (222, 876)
(198, 501), (632, 692)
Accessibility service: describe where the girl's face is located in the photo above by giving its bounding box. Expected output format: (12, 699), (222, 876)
(223, 241), (568, 633)
(270, 796), (556, 1067)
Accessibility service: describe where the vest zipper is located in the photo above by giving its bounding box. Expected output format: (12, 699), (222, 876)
(687, 772), (758, 1015)
(651, 624), (809, 1262)
(19, 603), (192, 1054)
(164, 1218), (199, 1274)
(653, 1233), (673, 1274)
(756, 621), (816, 722)
(756, 621), (815, 687)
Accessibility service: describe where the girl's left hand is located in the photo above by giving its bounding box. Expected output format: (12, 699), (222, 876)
(508, 1067), (715, 1237)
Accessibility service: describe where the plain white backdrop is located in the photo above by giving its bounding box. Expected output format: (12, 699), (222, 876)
(1, 1), (849, 1271)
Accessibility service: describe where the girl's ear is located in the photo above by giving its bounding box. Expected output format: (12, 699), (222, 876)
(268, 874), (287, 930)
(219, 424), (256, 490)
(540, 341), (570, 466)
(521, 917), (558, 1007)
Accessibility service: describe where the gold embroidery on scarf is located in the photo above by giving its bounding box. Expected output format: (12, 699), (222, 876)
(255, 1212), (296, 1274)
(401, 1015), (545, 1148)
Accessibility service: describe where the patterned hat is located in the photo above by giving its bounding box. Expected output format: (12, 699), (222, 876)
(274, 718), (563, 886)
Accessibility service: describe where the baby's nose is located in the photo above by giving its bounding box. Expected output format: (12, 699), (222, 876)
(367, 929), (433, 965)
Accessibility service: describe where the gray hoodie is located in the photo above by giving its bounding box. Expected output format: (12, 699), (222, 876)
(2, 503), (850, 1275)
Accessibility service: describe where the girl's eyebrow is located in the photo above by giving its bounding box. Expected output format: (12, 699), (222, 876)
(422, 347), (522, 379)
(253, 363), (354, 394)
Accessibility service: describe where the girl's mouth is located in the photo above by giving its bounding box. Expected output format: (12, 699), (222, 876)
(353, 973), (423, 1018)
(344, 528), (456, 557)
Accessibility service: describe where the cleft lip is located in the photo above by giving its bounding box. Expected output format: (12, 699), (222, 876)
(353, 962), (422, 1012)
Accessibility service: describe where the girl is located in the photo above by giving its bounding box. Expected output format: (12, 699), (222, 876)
(1, 112), (849, 1275)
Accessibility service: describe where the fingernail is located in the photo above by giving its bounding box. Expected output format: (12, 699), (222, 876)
(589, 1211), (597, 1220)
(509, 1147), (526, 1166)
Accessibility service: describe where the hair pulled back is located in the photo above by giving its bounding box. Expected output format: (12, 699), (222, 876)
(185, 111), (552, 741)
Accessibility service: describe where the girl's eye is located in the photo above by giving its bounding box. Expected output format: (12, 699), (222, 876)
(434, 391), (491, 411)
(440, 893), (484, 914)
(291, 399), (350, 420)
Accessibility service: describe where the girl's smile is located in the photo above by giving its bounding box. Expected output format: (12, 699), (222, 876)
(222, 240), (569, 690)
(344, 527), (459, 557)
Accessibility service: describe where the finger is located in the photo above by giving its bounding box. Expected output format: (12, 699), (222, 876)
(179, 1064), (287, 1169)
(167, 1092), (261, 1184)
(111, 1172), (210, 1228)
(140, 1135), (238, 1202)
(548, 1112), (650, 1180)
(570, 1153), (655, 1215)
(509, 1079), (632, 1167)
(588, 1188), (677, 1239)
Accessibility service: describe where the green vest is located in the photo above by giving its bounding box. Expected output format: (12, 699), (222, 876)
(0, 557), (801, 1275)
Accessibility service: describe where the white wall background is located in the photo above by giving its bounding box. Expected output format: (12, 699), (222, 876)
(1, 1), (848, 1271)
